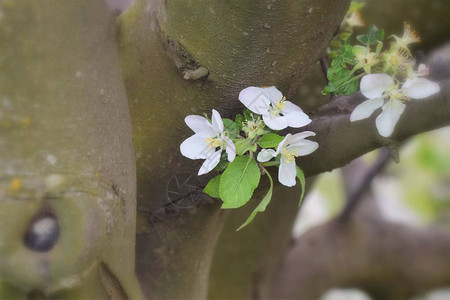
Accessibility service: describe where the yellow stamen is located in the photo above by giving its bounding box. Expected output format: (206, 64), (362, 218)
(270, 96), (286, 116)
(391, 22), (421, 52)
(205, 137), (223, 150)
(282, 148), (299, 163)
(384, 48), (411, 72)
(384, 85), (410, 103)
(402, 22), (421, 44)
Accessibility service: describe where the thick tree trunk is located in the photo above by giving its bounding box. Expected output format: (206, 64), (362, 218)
(117, 0), (349, 298)
(2, 1), (450, 299)
(208, 179), (315, 300)
(0, 1), (142, 298)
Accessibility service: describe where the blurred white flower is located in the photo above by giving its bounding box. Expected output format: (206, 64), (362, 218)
(239, 86), (311, 130)
(344, 11), (365, 28)
(257, 132), (318, 187)
(351, 73), (440, 137)
(391, 22), (421, 54)
(180, 109), (236, 175)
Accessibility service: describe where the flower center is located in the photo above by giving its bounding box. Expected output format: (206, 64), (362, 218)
(205, 136), (224, 150)
(246, 117), (263, 133)
(282, 147), (298, 163)
(364, 52), (377, 65)
(383, 86), (409, 103)
(269, 97), (286, 116)
(387, 48), (410, 70)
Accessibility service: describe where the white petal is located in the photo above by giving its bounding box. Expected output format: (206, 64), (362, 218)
(257, 149), (277, 162)
(282, 101), (302, 113)
(224, 137), (236, 162)
(285, 131), (317, 150)
(198, 150), (221, 175)
(287, 131), (316, 146)
(375, 100), (406, 137)
(276, 134), (291, 153)
(262, 86), (284, 104)
(185, 115), (215, 137)
(180, 134), (209, 159)
(288, 140), (319, 156)
(402, 78), (440, 99)
(360, 74), (394, 99)
(283, 102), (312, 128)
(262, 114), (288, 130)
(211, 109), (224, 133)
(278, 157), (297, 187)
(239, 87), (271, 115)
(350, 97), (384, 122)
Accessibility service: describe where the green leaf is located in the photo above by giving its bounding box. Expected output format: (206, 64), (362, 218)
(243, 109), (254, 121)
(237, 168), (273, 231)
(357, 25), (385, 46)
(296, 166), (306, 207)
(235, 114), (245, 130)
(214, 152), (229, 171)
(323, 68), (359, 96)
(223, 118), (240, 138)
(258, 133), (284, 149)
(220, 156), (261, 209)
(203, 175), (221, 198)
(323, 43), (360, 96)
(349, 1), (365, 12)
(235, 139), (253, 156)
(330, 45), (355, 69)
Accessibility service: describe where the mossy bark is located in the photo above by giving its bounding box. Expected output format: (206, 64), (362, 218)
(117, 0), (349, 298)
(208, 178), (315, 300)
(0, 1), (142, 298)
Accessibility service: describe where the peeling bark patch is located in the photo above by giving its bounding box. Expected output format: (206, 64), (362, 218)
(162, 34), (208, 80)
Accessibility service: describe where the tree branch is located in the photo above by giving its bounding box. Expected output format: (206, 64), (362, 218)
(337, 147), (392, 222)
(295, 42), (450, 177)
(271, 214), (450, 299)
(296, 79), (450, 177)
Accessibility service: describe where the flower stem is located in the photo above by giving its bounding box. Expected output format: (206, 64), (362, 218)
(260, 161), (280, 167)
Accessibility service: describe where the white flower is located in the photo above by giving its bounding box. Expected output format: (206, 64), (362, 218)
(353, 45), (378, 74)
(180, 109), (236, 175)
(257, 132), (318, 187)
(239, 86), (311, 130)
(350, 73), (440, 137)
(343, 11), (365, 28)
(391, 22), (421, 54)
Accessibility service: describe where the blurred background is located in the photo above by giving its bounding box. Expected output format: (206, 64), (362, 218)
(296, 127), (450, 299)
(291, 1), (450, 298)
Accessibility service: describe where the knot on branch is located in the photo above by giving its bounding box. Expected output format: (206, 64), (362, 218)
(162, 34), (209, 81)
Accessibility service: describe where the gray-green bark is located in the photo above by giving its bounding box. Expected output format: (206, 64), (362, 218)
(1, 0), (450, 299)
(0, 1), (141, 298)
(117, 0), (349, 298)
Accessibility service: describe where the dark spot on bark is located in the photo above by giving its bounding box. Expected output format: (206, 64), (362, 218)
(24, 212), (60, 252)
(27, 289), (45, 300)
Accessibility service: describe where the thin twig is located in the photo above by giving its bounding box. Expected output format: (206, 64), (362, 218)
(337, 147), (392, 223)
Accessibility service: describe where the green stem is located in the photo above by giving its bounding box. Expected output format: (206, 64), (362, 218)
(260, 161), (280, 167)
